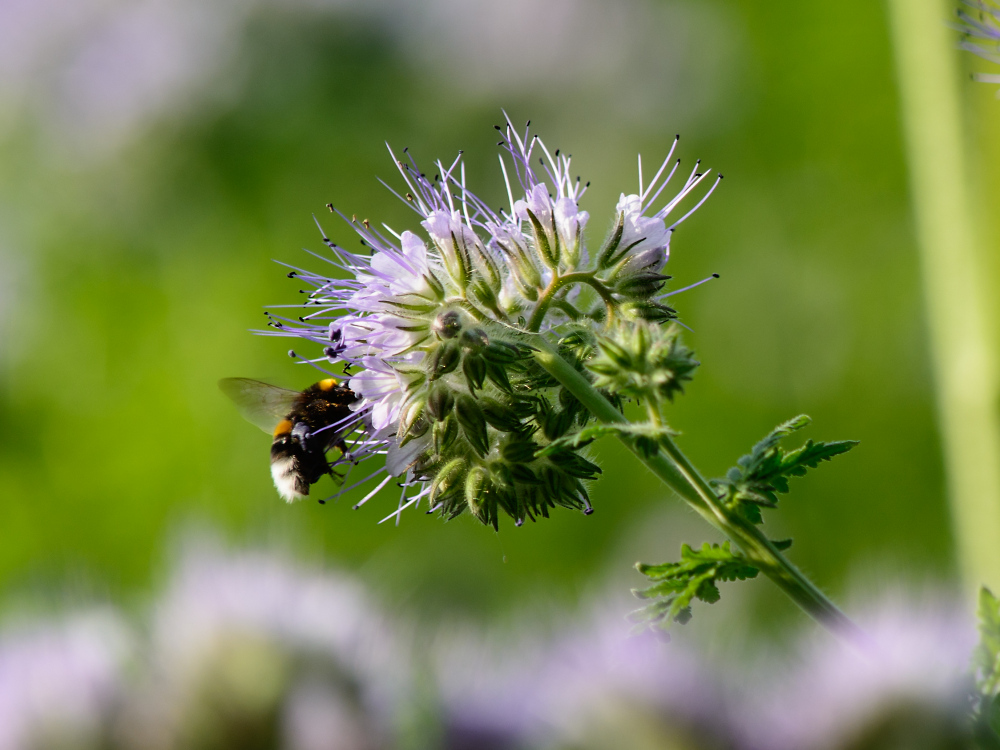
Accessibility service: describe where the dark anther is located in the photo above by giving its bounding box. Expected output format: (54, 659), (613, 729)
(288, 350), (296, 358)
(584, 507), (594, 516)
(675, 134), (680, 140)
(555, 149), (560, 156)
(287, 271), (297, 278)
(712, 273), (720, 278)
(318, 498), (326, 505)
(718, 174), (724, 179)
(497, 141), (504, 146)
(494, 124), (502, 130)
(525, 120), (531, 126)
(585, 181), (591, 187)
(515, 518), (524, 527)
(326, 203), (334, 212)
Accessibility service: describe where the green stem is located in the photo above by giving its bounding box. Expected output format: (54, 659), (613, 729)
(887, 0), (1000, 595)
(528, 335), (864, 641)
(527, 273), (616, 331)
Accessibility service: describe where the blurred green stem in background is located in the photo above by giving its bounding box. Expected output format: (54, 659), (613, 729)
(529, 337), (864, 641)
(887, 0), (1000, 593)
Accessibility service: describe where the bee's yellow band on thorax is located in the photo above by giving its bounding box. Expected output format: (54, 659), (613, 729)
(318, 378), (338, 391)
(273, 418), (293, 438)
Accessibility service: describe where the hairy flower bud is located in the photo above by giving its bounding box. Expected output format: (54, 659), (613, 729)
(479, 397), (524, 433)
(428, 341), (461, 380)
(455, 394), (489, 457)
(427, 384), (455, 421)
(432, 310), (464, 340)
(588, 321), (699, 402)
(462, 354), (487, 393)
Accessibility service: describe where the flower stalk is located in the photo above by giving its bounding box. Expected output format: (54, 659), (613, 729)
(526, 334), (863, 640)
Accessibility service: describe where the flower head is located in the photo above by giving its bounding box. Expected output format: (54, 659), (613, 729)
(260, 118), (719, 526)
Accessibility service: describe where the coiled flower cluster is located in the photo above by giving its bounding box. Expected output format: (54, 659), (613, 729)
(261, 119), (719, 527)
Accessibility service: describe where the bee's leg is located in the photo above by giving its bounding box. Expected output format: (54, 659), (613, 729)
(335, 438), (357, 464)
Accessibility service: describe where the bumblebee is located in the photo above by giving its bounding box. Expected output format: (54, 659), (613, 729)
(219, 377), (359, 502)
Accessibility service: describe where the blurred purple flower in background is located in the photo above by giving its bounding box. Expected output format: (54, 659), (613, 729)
(739, 596), (976, 750)
(0, 0), (734, 159)
(0, 610), (131, 750)
(0, 545), (981, 748)
(116, 540), (406, 749)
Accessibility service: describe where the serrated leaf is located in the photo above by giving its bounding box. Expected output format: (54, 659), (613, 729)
(630, 542), (758, 632)
(711, 415), (858, 526)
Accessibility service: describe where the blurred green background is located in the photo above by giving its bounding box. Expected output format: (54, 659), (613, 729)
(0, 0), (996, 634)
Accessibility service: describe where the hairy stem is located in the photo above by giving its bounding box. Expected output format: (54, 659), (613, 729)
(527, 273), (616, 331)
(527, 335), (864, 641)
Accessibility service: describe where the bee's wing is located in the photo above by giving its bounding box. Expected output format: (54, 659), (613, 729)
(219, 378), (299, 433)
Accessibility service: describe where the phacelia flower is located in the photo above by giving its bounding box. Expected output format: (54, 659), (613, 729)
(259, 117), (719, 527)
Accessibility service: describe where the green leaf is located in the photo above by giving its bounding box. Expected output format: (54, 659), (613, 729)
(976, 587), (1000, 699)
(972, 587), (1000, 745)
(629, 542), (758, 632)
(711, 415), (858, 524)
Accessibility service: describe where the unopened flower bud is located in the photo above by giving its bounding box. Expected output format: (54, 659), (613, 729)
(427, 383), (455, 421)
(465, 465), (492, 514)
(615, 272), (670, 299)
(431, 457), (466, 502)
(462, 353), (487, 392)
(455, 393), (490, 456)
(432, 414), (459, 454)
(501, 436), (537, 464)
(432, 310), (464, 340)
(428, 341), (461, 380)
(509, 464), (541, 485)
(398, 395), (428, 437)
(460, 327), (490, 351)
(479, 397), (523, 432)
(482, 341), (521, 365)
